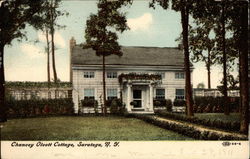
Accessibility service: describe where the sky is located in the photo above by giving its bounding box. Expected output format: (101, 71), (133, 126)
(4, 0), (238, 88)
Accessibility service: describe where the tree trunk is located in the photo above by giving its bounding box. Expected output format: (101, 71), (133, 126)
(207, 49), (211, 89)
(221, 1), (229, 115)
(0, 43), (7, 122)
(181, 2), (194, 117)
(239, 1), (248, 134)
(50, 0), (58, 83)
(45, 29), (51, 84)
(102, 54), (107, 115)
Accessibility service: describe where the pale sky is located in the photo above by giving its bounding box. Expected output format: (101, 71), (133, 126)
(4, 1), (238, 88)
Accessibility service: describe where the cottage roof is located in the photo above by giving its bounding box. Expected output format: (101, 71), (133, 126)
(71, 45), (185, 67)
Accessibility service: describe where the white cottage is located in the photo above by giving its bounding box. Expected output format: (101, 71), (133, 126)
(70, 38), (192, 114)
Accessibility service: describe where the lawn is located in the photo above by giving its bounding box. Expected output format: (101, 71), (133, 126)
(194, 113), (240, 122)
(1, 116), (192, 140)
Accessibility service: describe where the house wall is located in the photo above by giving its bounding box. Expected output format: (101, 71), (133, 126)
(72, 65), (189, 113)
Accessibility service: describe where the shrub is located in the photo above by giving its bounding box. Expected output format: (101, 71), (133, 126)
(110, 98), (126, 115)
(6, 98), (74, 118)
(173, 99), (185, 106)
(155, 110), (241, 132)
(131, 114), (246, 140)
(193, 97), (240, 113)
(81, 99), (98, 107)
(165, 99), (172, 112)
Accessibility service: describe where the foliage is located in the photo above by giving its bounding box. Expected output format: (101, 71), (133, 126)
(0, 0), (48, 45)
(173, 99), (186, 106)
(155, 110), (241, 133)
(194, 96), (240, 113)
(196, 83), (205, 89)
(118, 73), (161, 83)
(6, 98), (74, 118)
(85, 0), (132, 56)
(81, 99), (98, 108)
(132, 114), (245, 140)
(153, 99), (172, 111)
(110, 98), (126, 115)
(6, 81), (72, 88)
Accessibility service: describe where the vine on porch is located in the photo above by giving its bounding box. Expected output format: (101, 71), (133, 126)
(118, 73), (161, 84)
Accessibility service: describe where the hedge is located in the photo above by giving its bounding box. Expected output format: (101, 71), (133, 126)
(129, 114), (246, 140)
(155, 110), (240, 132)
(6, 98), (74, 118)
(194, 97), (240, 113)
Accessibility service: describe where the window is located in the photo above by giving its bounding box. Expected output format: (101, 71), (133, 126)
(175, 89), (185, 99)
(84, 89), (95, 99)
(84, 72), (95, 78)
(107, 72), (117, 78)
(107, 89), (117, 100)
(175, 72), (185, 79)
(156, 72), (165, 79)
(156, 89), (165, 99)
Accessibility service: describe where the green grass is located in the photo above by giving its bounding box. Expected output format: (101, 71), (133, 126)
(194, 113), (240, 122)
(1, 116), (192, 140)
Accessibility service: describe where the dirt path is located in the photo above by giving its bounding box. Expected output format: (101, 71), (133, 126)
(153, 116), (248, 139)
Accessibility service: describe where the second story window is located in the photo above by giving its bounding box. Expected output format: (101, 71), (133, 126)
(175, 72), (185, 79)
(107, 72), (117, 78)
(84, 72), (95, 78)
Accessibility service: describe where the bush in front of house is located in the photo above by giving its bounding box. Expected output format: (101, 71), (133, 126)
(6, 98), (74, 118)
(155, 110), (240, 132)
(153, 99), (172, 112)
(173, 99), (186, 106)
(110, 98), (126, 115)
(81, 99), (98, 107)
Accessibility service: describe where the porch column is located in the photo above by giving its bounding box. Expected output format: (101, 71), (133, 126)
(149, 84), (154, 111)
(126, 83), (132, 112)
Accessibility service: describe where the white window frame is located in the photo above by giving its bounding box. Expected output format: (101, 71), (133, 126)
(175, 89), (185, 99)
(84, 72), (95, 78)
(84, 89), (95, 99)
(175, 72), (185, 79)
(155, 88), (165, 99)
(107, 88), (117, 100)
(107, 72), (117, 78)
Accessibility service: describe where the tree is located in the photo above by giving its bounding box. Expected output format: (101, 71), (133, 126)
(38, 0), (67, 85)
(189, 20), (218, 89)
(0, 0), (47, 121)
(150, 0), (195, 117)
(237, 0), (248, 134)
(85, 0), (132, 115)
(197, 83), (205, 89)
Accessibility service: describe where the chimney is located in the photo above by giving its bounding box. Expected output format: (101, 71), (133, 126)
(70, 37), (76, 49)
(69, 37), (76, 83)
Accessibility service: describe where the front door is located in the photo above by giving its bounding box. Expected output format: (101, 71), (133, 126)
(133, 89), (142, 108)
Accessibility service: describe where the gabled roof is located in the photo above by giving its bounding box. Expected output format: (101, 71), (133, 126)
(71, 45), (185, 67)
